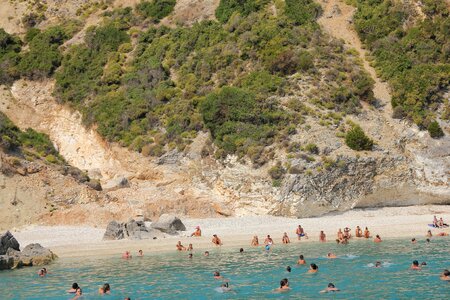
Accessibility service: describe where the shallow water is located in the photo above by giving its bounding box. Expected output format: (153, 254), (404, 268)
(1, 238), (449, 299)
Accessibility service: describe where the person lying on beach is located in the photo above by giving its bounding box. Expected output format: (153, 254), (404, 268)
(320, 283), (340, 293)
(282, 232), (290, 244)
(374, 235), (382, 243)
(297, 255), (306, 265)
(191, 226), (201, 237)
(122, 251), (132, 259)
(275, 278), (290, 292)
(410, 260), (421, 270)
(187, 243), (193, 251)
(67, 283), (79, 293)
(308, 263), (318, 273)
(251, 235), (259, 246)
(440, 269), (450, 281)
(355, 226), (363, 238)
(426, 230), (432, 238)
(319, 231), (326, 242)
(214, 271), (223, 279)
(437, 232), (449, 236)
(137, 250), (143, 257)
(99, 283), (111, 295)
(72, 288), (82, 300)
(212, 234), (223, 246)
(296, 225), (308, 240)
(364, 227), (370, 238)
(327, 252), (337, 259)
(176, 241), (186, 251)
(438, 218), (448, 227)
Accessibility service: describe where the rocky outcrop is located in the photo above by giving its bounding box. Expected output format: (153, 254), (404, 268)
(0, 231), (20, 255)
(0, 232), (57, 270)
(103, 220), (164, 240)
(150, 214), (186, 234)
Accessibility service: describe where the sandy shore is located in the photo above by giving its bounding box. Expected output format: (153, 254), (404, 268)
(11, 205), (450, 258)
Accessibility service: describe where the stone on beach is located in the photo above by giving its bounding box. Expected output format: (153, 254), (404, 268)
(0, 231), (20, 255)
(150, 214), (186, 234)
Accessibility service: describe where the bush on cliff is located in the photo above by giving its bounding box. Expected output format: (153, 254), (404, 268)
(345, 125), (373, 151)
(427, 121), (444, 139)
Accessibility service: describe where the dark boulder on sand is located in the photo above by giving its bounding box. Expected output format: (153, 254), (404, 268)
(150, 214), (186, 234)
(0, 231), (20, 255)
(103, 220), (163, 240)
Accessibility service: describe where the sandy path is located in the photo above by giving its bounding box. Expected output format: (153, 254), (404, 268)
(318, 0), (392, 115)
(11, 205), (450, 258)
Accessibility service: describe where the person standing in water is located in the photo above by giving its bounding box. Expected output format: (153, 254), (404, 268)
(374, 235), (382, 243)
(410, 260), (421, 270)
(212, 234), (223, 246)
(364, 227), (370, 238)
(319, 231), (326, 242)
(355, 226), (363, 237)
(297, 255), (306, 265)
(251, 235), (259, 246)
(282, 232), (290, 244)
(275, 278), (290, 292)
(191, 226), (201, 237)
(296, 225), (308, 240)
(176, 241), (186, 251)
(137, 250), (144, 257)
(440, 269), (450, 281)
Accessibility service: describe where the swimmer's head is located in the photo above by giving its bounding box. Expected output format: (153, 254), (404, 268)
(412, 260), (419, 266)
(204, 251), (209, 256)
(376, 235), (380, 238)
(188, 253), (193, 258)
(280, 278), (288, 287)
(328, 283), (335, 288)
(286, 266), (291, 272)
(375, 261), (382, 267)
(421, 262), (427, 266)
(426, 238), (430, 242)
(267, 235), (271, 238)
(76, 288), (82, 295)
(214, 271), (220, 277)
(299, 255), (304, 259)
(444, 270), (450, 276)
(239, 248), (244, 253)
(72, 283), (79, 289)
(213, 234), (217, 237)
(411, 238), (416, 242)
(103, 283), (110, 292)
(139, 250), (143, 254)
(310, 263), (318, 270)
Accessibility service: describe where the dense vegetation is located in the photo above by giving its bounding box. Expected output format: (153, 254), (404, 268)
(0, 29), (22, 84)
(352, 0), (449, 137)
(136, 0), (176, 21)
(345, 125), (373, 151)
(0, 112), (65, 164)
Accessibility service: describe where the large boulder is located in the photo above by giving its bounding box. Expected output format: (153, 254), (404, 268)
(103, 176), (129, 191)
(21, 243), (57, 266)
(103, 220), (125, 240)
(0, 231), (20, 255)
(151, 214), (186, 234)
(0, 255), (14, 270)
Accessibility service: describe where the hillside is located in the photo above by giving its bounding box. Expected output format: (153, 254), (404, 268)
(0, 0), (449, 229)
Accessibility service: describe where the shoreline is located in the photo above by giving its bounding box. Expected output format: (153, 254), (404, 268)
(11, 205), (450, 258)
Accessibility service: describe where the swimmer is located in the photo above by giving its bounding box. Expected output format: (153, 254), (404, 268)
(344, 227), (351, 239)
(374, 235), (382, 243)
(327, 252), (337, 259)
(296, 225), (308, 240)
(275, 278), (290, 292)
(188, 253), (193, 259)
(374, 261), (382, 268)
(364, 227), (370, 238)
(191, 226), (202, 237)
(219, 282), (232, 293)
(297, 255), (306, 265)
(239, 248), (244, 253)
(137, 250), (143, 257)
(251, 235), (259, 246)
(213, 271), (223, 279)
(426, 238), (431, 243)
(319, 231), (326, 242)
(99, 283), (111, 295)
(420, 262), (427, 266)
(38, 269), (46, 277)
(176, 241), (186, 251)
(282, 232), (290, 244)
(410, 260), (421, 270)
(212, 234), (223, 246)
(411, 238), (417, 244)
(286, 266), (292, 273)
(320, 283), (340, 293)
(440, 269), (450, 281)
(204, 251), (210, 257)
(426, 230), (432, 238)
(308, 263), (318, 273)
(67, 283), (79, 293)
(122, 251), (132, 259)
(72, 288), (82, 300)
(124, 298), (131, 300)
(187, 243), (193, 251)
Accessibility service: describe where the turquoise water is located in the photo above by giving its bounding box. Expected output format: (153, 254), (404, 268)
(1, 238), (449, 299)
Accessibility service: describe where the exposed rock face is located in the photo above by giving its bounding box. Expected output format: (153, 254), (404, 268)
(150, 214), (187, 234)
(103, 220), (164, 240)
(0, 231), (20, 255)
(103, 176), (129, 191)
(21, 243), (58, 266)
(0, 255), (14, 270)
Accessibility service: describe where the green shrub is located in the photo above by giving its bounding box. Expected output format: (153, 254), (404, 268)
(304, 143), (319, 154)
(284, 0), (322, 25)
(345, 125), (373, 151)
(0, 29), (22, 84)
(268, 162), (286, 180)
(0, 112), (20, 150)
(427, 121), (444, 139)
(136, 0), (176, 21)
(215, 0), (270, 23)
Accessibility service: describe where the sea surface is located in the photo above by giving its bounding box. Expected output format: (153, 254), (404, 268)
(0, 238), (449, 299)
